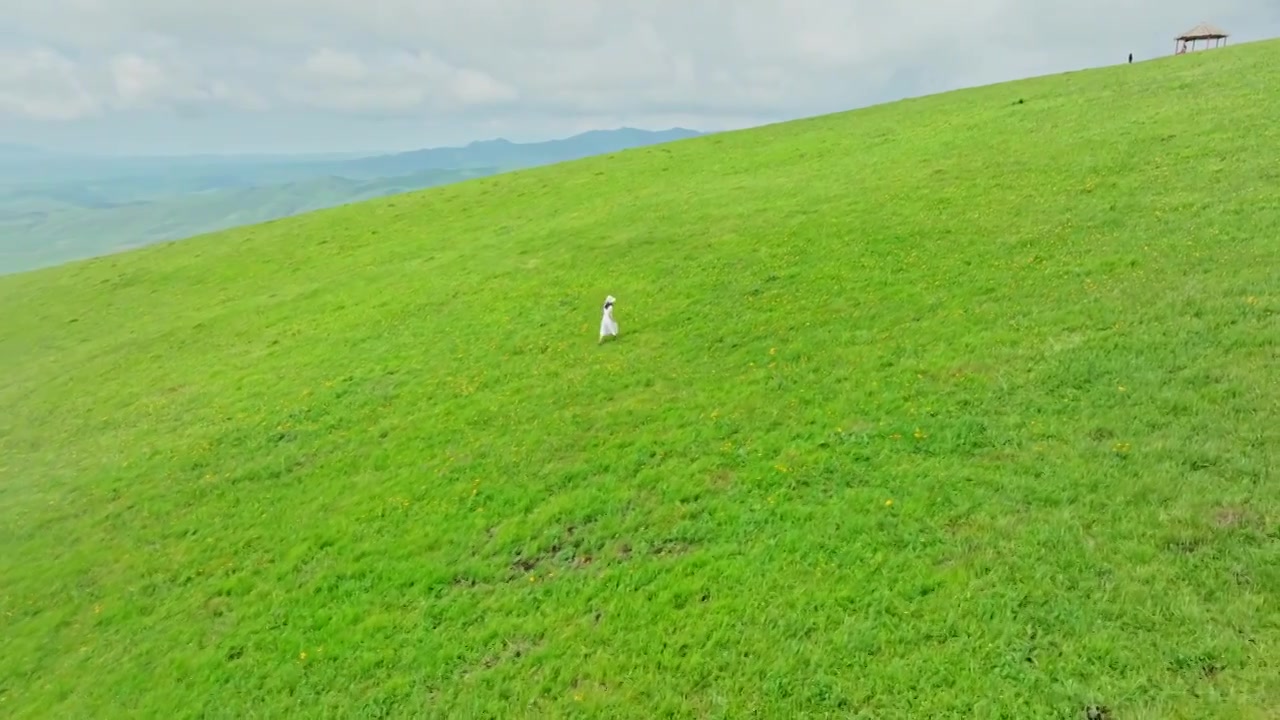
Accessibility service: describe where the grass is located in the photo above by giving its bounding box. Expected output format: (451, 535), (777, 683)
(2, 42), (1278, 719)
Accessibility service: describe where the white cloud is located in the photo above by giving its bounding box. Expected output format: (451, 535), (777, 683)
(0, 48), (99, 120)
(449, 68), (520, 106)
(387, 51), (518, 108)
(203, 80), (270, 112)
(103, 51), (268, 113)
(110, 53), (168, 105)
(287, 48), (517, 114)
(1, 0), (1278, 151)
(304, 48), (367, 83)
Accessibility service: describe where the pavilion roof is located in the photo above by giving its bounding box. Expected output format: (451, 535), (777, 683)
(1177, 22), (1228, 40)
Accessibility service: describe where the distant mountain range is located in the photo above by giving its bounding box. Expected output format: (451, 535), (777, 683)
(0, 127), (704, 275)
(327, 128), (702, 177)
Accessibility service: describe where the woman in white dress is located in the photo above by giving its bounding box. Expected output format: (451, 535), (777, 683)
(599, 295), (618, 343)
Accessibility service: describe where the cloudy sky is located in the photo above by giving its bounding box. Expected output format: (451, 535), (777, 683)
(3, 1), (1277, 156)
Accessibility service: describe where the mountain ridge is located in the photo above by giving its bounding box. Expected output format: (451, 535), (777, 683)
(0, 126), (706, 275)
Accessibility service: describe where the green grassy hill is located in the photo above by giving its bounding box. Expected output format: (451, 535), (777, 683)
(2, 42), (1278, 719)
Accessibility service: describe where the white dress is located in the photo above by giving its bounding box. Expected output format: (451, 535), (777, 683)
(599, 303), (618, 338)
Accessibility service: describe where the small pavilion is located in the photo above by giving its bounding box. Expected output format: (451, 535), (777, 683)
(1175, 22), (1228, 54)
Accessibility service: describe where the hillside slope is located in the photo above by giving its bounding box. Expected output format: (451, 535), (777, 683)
(2, 43), (1278, 718)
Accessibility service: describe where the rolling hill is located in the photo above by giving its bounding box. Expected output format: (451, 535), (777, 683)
(0, 127), (703, 276)
(1, 43), (1278, 719)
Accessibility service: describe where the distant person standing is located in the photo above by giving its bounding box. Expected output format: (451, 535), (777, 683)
(1128, 53), (1133, 63)
(599, 295), (618, 344)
